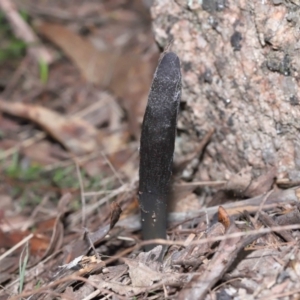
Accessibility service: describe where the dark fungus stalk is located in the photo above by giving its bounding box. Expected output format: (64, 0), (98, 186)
(138, 51), (181, 251)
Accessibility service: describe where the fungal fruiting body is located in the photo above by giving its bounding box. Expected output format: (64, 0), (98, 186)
(138, 52), (181, 250)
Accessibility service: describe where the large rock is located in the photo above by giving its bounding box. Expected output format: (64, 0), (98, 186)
(151, 0), (300, 181)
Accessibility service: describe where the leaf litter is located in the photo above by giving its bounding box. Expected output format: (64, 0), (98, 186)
(0, 1), (300, 300)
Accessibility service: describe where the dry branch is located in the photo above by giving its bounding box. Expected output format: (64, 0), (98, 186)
(118, 187), (300, 231)
(178, 224), (265, 300)
(169, 187), (300, 224)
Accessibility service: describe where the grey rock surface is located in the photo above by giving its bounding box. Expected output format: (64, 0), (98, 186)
(151, 0), (300, 181)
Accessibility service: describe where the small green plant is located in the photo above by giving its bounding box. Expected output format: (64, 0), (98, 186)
(38, 58), (49, 84)
(0, 10), (30, 63)
(19, 242), (29, 293)
(35, 279), (42, 289)
(0, 13), (27, 62)
(2, 152), (106, 208)
(0, 39), (27, 62)
(19, 9), (29, 22)
(5, 152), (43, 181)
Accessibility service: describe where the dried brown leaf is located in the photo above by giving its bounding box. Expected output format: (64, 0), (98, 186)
(110, 201), (122, 230)
(36, 22), (111, 84)
(225, 167), (252, 196)
(36, 21), (158, 137)
(123, 258), (163, 287)
(63, 224), (110, 264)
(62, 285), (94, 300)
(0, 99), (97, 155)
(22, 141), (61, 165)
(0, 230), (49, 255)
(40, 193), (71, 260)
(89, 275), (145, 296)
(245, 167), (277, 197)
(170, 192), (201, 213)
(225, 167), (277, 199)
(218, 206), (231, 230)
(178, 224), (264, 300)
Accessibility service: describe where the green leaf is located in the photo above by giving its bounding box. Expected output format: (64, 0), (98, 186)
(39, 59), (49, 84)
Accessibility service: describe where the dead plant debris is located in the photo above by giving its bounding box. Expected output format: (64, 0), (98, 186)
(0, 1), (300, 300)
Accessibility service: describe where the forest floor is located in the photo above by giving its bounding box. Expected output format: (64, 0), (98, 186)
(0, 1), (300, 299)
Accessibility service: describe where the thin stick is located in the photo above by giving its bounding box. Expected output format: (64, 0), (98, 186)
(133, 223), (300, 249)
(174, 180), (226, 187)
(70, 184), (130, 226)
(254, 189), (274, 222)
(101, 151), (124, 185)
(0, 233), (33, 262)
(84, 228), (100, 260)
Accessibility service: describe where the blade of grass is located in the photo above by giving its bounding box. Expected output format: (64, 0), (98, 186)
(39, 58), (49, 84)
(19, 241), (30, 293)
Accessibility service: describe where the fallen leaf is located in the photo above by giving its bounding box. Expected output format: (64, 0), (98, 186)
(0, 230), (49, 255)
(124, 258), (163, 287)
(0, 195), (13, 212)
(136, 245), (163, 271)
(244, 167), (277, 197)
(0, 273), (11, 285)
(225, 167), (277, 199)
(218, 206), (231, 230)
(63, 224), (110, 263)
(0, 214), (33, 232)
(170, 190), (200, 213)
(110, 201), (122, 230)
(0, 257), (18, 274)
(61, 285), (94, 300)
(102, 264), (128, 281)
(225, 167), (252, 196)
(41, 193), (71, 260)
(89, 275), (145, 296)
(0, 99), (97, 155)
(36, 22), (114, 85)
(0, 114), (20, 131)
(22, 141), (61, 165)
(36, 21), (158, 137)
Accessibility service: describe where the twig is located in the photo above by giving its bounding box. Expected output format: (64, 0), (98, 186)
(117, 187), (300, 232)
(258, 211), (295, 243)
(101, 151), (124, 185)
(168, 187), (300, 223)
(254, 189), (274, 222)
(0, 0), (53, 64)
(70, 184), (131, 226)
(173, 180), (227, 188)
(0, 233), (33, 262)
(177, 224), (265, 300)
(84, 228), (101, 260)
(8, 224), (300, 300)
